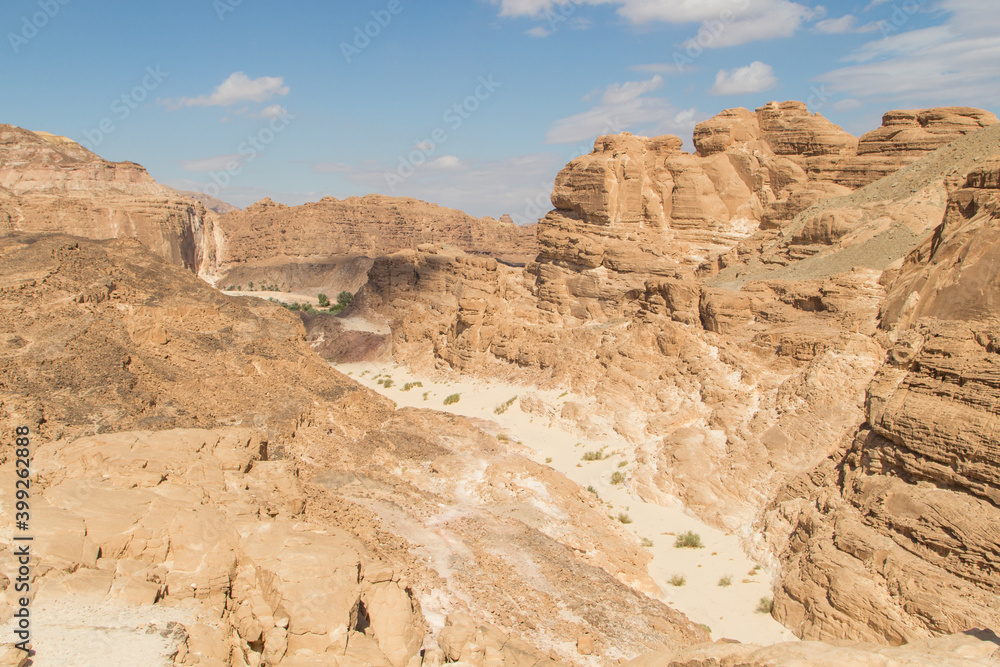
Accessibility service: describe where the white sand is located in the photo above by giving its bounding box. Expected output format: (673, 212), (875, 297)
(337, 361), (799, 644)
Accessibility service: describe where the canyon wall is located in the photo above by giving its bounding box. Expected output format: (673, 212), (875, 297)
(356, 103), (1000, 645)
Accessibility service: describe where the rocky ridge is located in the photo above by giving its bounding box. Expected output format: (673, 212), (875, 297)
(210, 196), (538, 298)
(0, 234), (706, 665)
(354, 103), (1000, 648)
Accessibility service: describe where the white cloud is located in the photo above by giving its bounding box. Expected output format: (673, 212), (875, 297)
(254, 104), (289, 120)
(180, 154), (245, 173)
(493, 0), (818, 46)
(428, 155), (462, 169)
(526, 26), (552, 37)
(545, 75), (702, 145)
(170, 72), (289, 109)
(816, 15), (862, 33)
(818, 0), (1000, 106)
(711, 61), (777, 95)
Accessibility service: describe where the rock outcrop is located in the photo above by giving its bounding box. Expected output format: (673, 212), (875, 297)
(0, 234), (708, 664)
(211, 195), (539, 297)
(0, 125), (218, 274)
(356, 103), (1000, 649)
(763, 157), (1000, 644)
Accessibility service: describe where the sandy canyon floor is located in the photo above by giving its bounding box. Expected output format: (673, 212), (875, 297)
(335, 359), (799, 646)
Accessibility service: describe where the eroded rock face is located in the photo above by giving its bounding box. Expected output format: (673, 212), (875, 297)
(763, 158), (1000, 644)
(0, 234), (708, 664)
(212, 194), (539, 296)
(357, 105), (1000, 650)
(0, 125), (217, 274)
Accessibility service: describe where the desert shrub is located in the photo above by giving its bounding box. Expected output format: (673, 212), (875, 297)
(317, 293), (330, 308)
(443, 393), (460, 405)
(582, 450), (605, 461)
(382, 378), (394, 388)
(617, 460), (628, 468)
(610, 471), (625, 485)
(617, 513), (632, 524)
(674, 531), (703, 549)
(757, 597), (774, 614)
(718, 576), (732, 587)
(402, 382), (423, 391)
(669, 574), (686, 586)
(545, 457), (552, 463)
(494, 396), (518, 415)
(422, 392), (429, 400)
(641, 537), (654, 548)
(337, 291), (354, 307)
(587, 485), (598, 495)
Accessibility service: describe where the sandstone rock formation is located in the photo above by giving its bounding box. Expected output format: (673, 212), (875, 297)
(761, 157), (1000, 644)
(354, 104), (1000, 649)
(0, 124), (539, 304)
(0, 125), (218, 274)
(210, 195), (538, 297)
(0, 234), (708, 664)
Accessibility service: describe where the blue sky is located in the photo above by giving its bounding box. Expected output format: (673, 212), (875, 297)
(2, 0), (997, 221)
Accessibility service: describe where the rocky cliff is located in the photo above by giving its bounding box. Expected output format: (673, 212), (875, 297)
(0, 124), (539, 301)
(211, 196), (538, 297)
(0, 234), (707, 665)
(355, 102), (1000, 648)
(0, 125), (218, 274)
(762, 157), (1000, 644)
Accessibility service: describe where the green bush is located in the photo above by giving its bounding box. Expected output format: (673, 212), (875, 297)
(641, 537), (654, 548)
(337, 291), (354, 307)
(674, 531), (703, 549)
(545, 457), (552, 464)
(617, 513), (632, 524)
(587, 485), (598, 495)
(317, 293), (330, 308)
(610, 471), (625, 485)
(422, 392), (429, 401)
(402, 382), (423, 391)
(494, 396), (518, 415)
(718, 575), (732, 587)
(382, 378), (394, 388)
(582, 450), (605, 461)
(443, 393), (460, 406)
(756, 597), (774, 614)
(669, 574), (686, 586)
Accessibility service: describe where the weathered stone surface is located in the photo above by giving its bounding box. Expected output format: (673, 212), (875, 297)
(0, 125), (217, 274)
(0, 233), (708, 664)
(211, 194), (538, 296)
